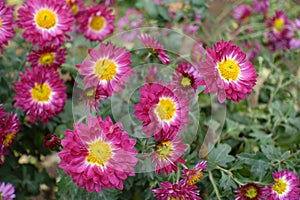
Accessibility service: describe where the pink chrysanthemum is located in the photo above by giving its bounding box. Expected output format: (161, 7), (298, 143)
(191, 42), (205, 63)
(232, 4), (251, 23)
(65, 0), (85, 16)
(253, 0), (269, 14)
(0, 182), (16, 200)
(81, 84), (110, 112)
(265, 10), (294, 51)
(17, 0), (74, 47)
(198, 40), (258, 103)
(234, 182), (267, 200)
(0, 1), (15, 52)
(150, 129), (187, 175)
(152, 179), (202, 200)
(139, 33), (171, 65)
(267, 170), (300, 200)
(0, 105), (19, 165)
(133, 83), (190, 137)
(14, 68), (66, 124)
(58, 116), (137, 192)
(182, 161), (207, 185)
(76, 5), (114, 42)
(27, 46), (66, 70)
(78, 43), (134, 94)
(171, 62), (204, 95)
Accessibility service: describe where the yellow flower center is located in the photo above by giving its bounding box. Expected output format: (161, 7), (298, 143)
(31, 83), (52, 103)
(181, 77), (191, 87)
(66, 0), (75, 4)
(35, 9), (57, 29)
(274, 18), (284, 32)
(3, 132), (16, 147)
(89, 16), (105, 31)
(245, 187), (258, 199)
(0, 17), (2, 28)
(187, 170), (203, 185)
(39, 52), (55, 66)
(168, 197), (180, 200)
(155, 98), (176, 121)
(71, 4), (79, 15)
(156, 141), (174, 160)
(272, 178), (287, 195)
(86, 139), (113, 167)
(217, 58), (240, 81)
(94, 59), (117, 81)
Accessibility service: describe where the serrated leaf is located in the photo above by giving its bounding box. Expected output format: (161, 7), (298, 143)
(207, 144), (235, 170)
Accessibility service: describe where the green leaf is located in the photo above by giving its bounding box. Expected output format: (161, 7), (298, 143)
(207, 144), (235, 170)
(219, 171), (237, 190)
(157, 6), (170, 21)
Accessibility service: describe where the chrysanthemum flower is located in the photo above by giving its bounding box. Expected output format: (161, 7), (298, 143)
(198, 40), (258, 103)
(17, 0), (74, 47)
(150, 129), (187, 175)
(265, 10), (294, 51)
(232, 4), (251, 23)
(58, 116), (137, 192)
(171, 62), (203, 95)
(76, 5), (114, 41)
(43, 133), (59, 149)
(253, 0), (269, 14)
(0, 182), (16, 200)
(152, 179), (202, 200)
(0, 105), (19, 165)
(133, 83), (189, 137)
(267, 170), (300, 200)
(0, 1), (15, 52)
(139, 33), (171, 65)
(234, 182), (267, 200)
(65, 0), (85, 16)
(191, 42), (205, 63)
(14, 67), (66, 124)
(81, 84), (110, 112)
(78, 43), (134, 94)
(27, 46), (66, 70)
(182, 161), (206, 185)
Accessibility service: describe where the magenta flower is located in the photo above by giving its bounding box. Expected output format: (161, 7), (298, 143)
(65, 0), (85, 16)
(0, 105), (19, 165)
(81, 84), (110, 112)
(27, 46), (67, 70)
(14, 68), (66, 124)
(0, 0), (15, 52)
(43, 134), (59, 149)
(77, 43), (134, 95)
(0, 182), (16, 200)
(58, 116), (138, 192)
(139, 33), (171, 65)
(232, 4), (251, 23)
(198, 40), (258, 103)
(267, 170), (300, 200)
(76, 5), (114, 42)
(234, 182), (267, 200)
(133, 83), (189, 137)
(152, 179), (202, 200)
(183, 14), (201, 35)
(182, 161), (207, 185)
(191, 42), (205, 63)
(17, 0), (74, 47)
(150, 129), (187, 175)
(252, 0), (269, 14)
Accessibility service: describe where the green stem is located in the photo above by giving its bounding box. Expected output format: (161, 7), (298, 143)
(208, 171), (221, 200)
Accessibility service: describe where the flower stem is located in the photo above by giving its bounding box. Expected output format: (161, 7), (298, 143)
(208, 170), (221, 200)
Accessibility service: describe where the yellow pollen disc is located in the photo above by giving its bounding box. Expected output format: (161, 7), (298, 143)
(217, 58), (240, 81)
(66, 0), (75, 4)
(86, 140), (113, 167)
(71, 4), (79, 15)
(272, 178), (287, 195)
(4, 132), (16, 147)
(155, 98), (176, 121)
(89, 16), (105, 31)
(188, 170), (203, 185)
(274, 18), (284, 32)
(39, 52), (55, 66)
(181, 77), (191, 87)
(168, 197), (180, 200)
(31, 83), (52, 103)
(0, 17), (2, 28)
(35, 9), (57, 29)
(245, 187), (258, 199)
(156, 141), (174, 160)
(94, 59), (117, 81)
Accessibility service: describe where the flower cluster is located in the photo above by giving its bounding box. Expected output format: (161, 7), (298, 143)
(0, 105), (19, 165)
(0, 182), (16, 200)
(0, 0), (15, 52)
